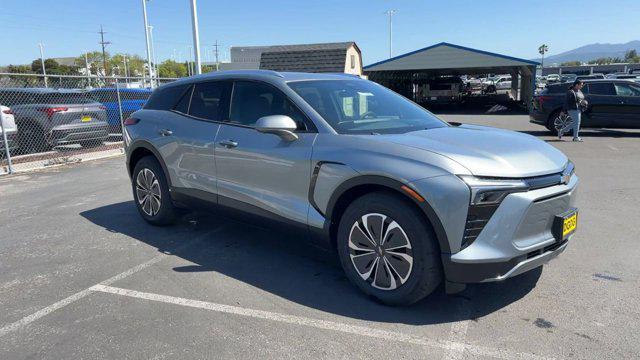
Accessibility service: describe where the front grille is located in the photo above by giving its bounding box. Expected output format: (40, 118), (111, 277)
(462, 204), (499, 248)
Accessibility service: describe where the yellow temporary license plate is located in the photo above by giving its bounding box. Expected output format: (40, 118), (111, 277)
(562, 212), (578, 237)
(81, 115), (92, 122)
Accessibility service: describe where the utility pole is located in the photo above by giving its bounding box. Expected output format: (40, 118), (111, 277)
(213, 40), (220, 71)
(141, 0), (153, 87)
(384, 9), (397, 58)
(148, 25), (158, 79)
(98, 25), (111, 76)
(38, 43), (48, 87)
(190, 0), (202, 75)
(84, 53), (91, 86)
(123, 54), (129, 83)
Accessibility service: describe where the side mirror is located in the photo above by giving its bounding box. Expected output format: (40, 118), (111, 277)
(255, 115), (299, 141)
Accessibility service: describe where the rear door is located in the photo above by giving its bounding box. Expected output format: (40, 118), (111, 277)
(612, 82), (640, 128)
(582, 82), (618, 127)
(154, 81), (232, 195)
(214, 80), (316, 225)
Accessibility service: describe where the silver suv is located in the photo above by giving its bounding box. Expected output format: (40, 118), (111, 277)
(1, 88), (109, 152)
(124, 71), (578, 305)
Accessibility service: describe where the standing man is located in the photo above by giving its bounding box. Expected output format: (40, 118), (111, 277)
(561, 80), (587, 142)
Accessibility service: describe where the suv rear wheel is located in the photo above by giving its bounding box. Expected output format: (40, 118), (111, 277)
(336, 192), (442, 305)
(132, 156), (178, 226)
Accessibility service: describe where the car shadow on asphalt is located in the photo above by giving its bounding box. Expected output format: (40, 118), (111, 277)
(81, 201), (542, 326)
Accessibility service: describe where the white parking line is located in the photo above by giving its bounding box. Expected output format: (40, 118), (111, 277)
(445, 292), (475, 359)
(91, 284), (553, 360)
(0, 227), (223, 338)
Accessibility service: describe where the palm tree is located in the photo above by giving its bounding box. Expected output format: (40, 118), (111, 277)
(538, 44), (549, 69)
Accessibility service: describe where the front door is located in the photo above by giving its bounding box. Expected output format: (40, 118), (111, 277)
(582, 82), (619, 128)
(214, 80), (316, 225)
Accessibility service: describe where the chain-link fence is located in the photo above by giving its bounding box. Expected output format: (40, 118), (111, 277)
(0, 73), (176, 175)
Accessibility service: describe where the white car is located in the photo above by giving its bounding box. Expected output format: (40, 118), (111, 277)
(547, 74), (560, 84)
(484, 75), (512, 93)
(0, 105), (19, 153)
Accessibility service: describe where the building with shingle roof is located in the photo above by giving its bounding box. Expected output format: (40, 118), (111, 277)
(220, 42), (363, 75)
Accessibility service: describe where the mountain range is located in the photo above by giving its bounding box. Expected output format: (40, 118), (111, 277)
(532, 40), (640, 64)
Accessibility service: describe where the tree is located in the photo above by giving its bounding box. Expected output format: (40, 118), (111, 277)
(7, 64), (33, 74)
(538, 44), (549, 68)
(29, 58), (78, 75)
(158, 60), (187, 78)
(560, 61), (582, 66)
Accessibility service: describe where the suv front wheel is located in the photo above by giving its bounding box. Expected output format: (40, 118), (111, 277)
(337, 192), (442, 305)
(132, 156), (178, 226)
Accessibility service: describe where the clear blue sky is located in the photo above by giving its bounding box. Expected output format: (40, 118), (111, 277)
(1, 0), (638, 66)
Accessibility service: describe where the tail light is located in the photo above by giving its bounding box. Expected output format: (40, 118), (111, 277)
(39, 107), (68, 119)
(124, 117), (140, 126)
(537, 96), (552, 108)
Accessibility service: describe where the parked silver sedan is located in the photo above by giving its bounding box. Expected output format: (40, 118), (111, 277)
(123, 70), (578, 305)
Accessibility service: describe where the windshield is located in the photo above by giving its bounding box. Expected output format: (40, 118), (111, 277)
(287, 79), (448, 134)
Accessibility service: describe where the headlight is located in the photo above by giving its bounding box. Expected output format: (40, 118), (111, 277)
(459, 176), (529, 205)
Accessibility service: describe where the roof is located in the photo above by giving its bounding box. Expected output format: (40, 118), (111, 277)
(364, 42), (539, 72)
(166, 70), (362, 87)
(259, 42), (358, 73)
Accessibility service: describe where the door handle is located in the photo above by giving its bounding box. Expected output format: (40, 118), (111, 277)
(219, 139), (238, 148)
(158, 128), (173, 136)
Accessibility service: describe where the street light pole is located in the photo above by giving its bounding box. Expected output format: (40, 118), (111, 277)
(38, 43), (48, 87)
(384, 9), (397, 58)
(148, 25), (158, 80)
(141, 0), (153, 87)
(190, 0), (202, 75)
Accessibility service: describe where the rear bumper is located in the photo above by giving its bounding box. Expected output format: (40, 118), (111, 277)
(529, 110), (548, 125)
(443, 174), (579, 283)
(49, 122), (109, 145)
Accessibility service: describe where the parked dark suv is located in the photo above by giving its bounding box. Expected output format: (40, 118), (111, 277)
(530, 80), (640, 133)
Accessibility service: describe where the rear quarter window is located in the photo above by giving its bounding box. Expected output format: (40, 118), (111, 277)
(144, 84), (190, 110)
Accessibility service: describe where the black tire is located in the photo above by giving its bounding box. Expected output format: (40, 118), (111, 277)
(336, 191), (442, 306)
(132, 155), (178, 226)
(546, 110), (561, 134)
(18, 122), (50, 154)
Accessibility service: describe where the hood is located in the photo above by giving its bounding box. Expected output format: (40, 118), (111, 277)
(378, 124), (568, 178)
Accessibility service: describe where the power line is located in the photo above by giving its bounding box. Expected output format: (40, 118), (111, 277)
(98, 25), (112, 76)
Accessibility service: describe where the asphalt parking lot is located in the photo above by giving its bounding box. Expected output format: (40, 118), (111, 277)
(1, 113), (639, 359)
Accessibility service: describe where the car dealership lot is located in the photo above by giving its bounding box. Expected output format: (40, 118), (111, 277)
(0, 114), (638, 359)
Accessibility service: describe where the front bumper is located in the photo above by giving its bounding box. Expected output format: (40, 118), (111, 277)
(443, 173), (579, 283)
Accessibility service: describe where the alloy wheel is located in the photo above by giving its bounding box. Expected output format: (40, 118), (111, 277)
(136, 168), (161, 216)
(348, 213), (413, 290)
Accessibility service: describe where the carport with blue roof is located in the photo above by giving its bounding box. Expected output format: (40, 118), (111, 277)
(364, 42), (539, 108)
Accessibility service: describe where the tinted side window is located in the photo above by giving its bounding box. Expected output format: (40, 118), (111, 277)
(230, 81), (307, 128)
(144, 84), (189, 110)
(188, 82), (231, 121)
(173, 86), (193, 114)
(587, 83), (616, 96)
(615, 83), (640, 97)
